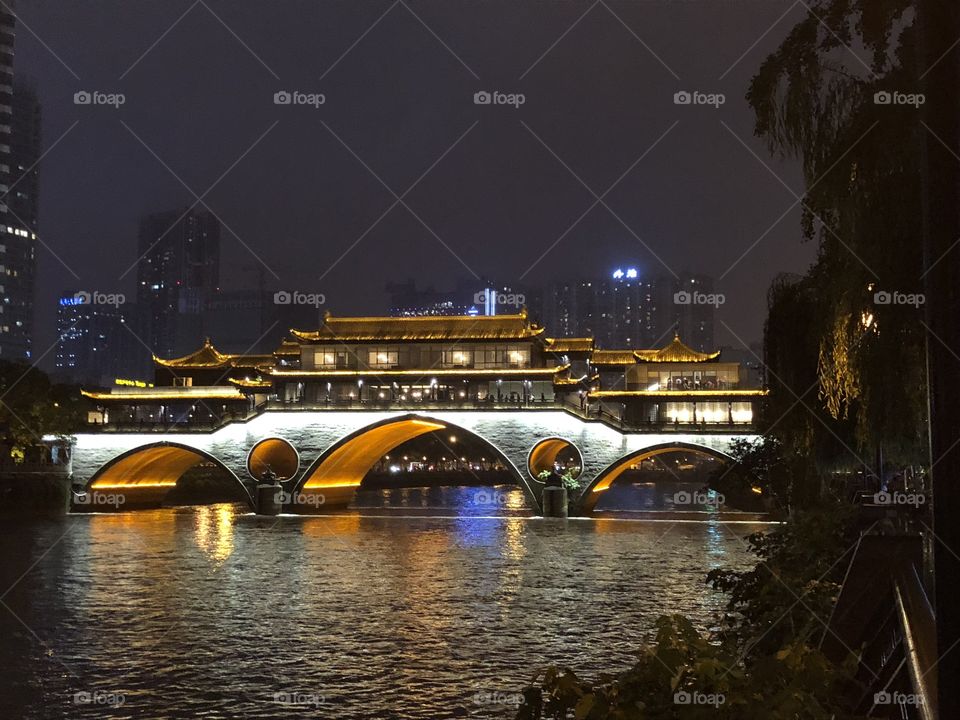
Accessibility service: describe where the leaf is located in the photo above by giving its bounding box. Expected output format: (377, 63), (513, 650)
(574, 694), (595, 719)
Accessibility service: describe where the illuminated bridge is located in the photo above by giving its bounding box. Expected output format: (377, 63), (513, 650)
(72, 312), (765, 516)
(70, 409), (757, 515)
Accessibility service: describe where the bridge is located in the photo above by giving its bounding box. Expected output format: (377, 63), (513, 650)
(72, 312), (764, 516)
(70, 407), (756, 516)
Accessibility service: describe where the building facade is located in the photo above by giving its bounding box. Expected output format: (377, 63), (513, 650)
(0, 6), (38, 361)
(541, 269), (716, 352)
(54, 292), (142, 386)
(136, 208), (220, 359)
(81, 311), (763, 431)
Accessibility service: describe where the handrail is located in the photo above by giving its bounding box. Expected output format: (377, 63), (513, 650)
(893, 564), (938, 720)
(83, 399), (758, 434)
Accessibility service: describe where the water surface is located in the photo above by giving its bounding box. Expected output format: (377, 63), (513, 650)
(0, 487), (767, 719)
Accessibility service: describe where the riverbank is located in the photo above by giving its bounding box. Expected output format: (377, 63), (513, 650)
(0, 472), (70, 517)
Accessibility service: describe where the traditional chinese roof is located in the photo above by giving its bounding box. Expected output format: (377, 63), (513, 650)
(590, 335), (721, 366)
(590, 349), (640, 366)
(635, 334), (720, 363)
(291, 312), (545, 343)
(544, 337), (594, 353)
(81, 386), (247, 402)
(228, 377), (274, 389)
(553, 373), (596, 386)
(267, 364), (569, 379)
(153, 338), (273, 370)
(273, 338), (301, 357)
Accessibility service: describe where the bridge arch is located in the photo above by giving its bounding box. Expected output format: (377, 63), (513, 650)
(83, 441), (255, 510)
(576, 441), (735, 514)
(293, 413), (540, 511)
(527, 437), (583, 480)
(247, 437), (300, 481)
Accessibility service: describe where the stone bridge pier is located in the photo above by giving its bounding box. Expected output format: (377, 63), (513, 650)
(70, 410), (753, 516)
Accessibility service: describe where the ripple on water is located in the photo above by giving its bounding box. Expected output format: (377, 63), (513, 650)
(0, 502), (766, 719)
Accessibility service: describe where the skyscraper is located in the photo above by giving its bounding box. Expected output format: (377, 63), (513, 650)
(608, 269), (660, 348)
(542, 279), (606, 340)
(10, 79), (39, 230)
(136, 208), (220, 358)
(663, 273), (716, 352)
(542, 269), (717, 350)
(54, 292), (132, 386)
(0, 4), (38, 361)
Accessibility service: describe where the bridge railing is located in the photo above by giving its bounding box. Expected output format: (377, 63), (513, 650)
(84, 406), (263, 433)
(260, 397), (566, 412)
(83, 397), (756, 434)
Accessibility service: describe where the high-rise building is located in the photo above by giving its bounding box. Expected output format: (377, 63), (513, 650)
(136, 208), (220, 358)
(607, 268), (660, 348)
(542, 269), (716, 350)
(662, 273), (716, 352)
(10, 79), (39, 231)
(386, 278), (541, 319)
(54, 292), (136, 386)
(0, 5), (38, 361)
(542, 279), (605, 340)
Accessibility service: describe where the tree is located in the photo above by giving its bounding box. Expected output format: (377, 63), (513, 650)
(750, 0), (928, 482)
(0, 361), (85, 458)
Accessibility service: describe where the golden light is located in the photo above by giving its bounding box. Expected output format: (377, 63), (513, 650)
(584, 447), (731, 512)
(527, 437), (581, 478)
(247, 437), (299, 481)
(91, 445), (211, 490)
(302, 418), (445, 491)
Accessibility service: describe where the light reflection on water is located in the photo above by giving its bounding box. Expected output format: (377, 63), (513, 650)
(194, 505), (235, 564)
(0, 491), (768, 719)
(593, 480), (728, 513)
(352, 484), (531, 516)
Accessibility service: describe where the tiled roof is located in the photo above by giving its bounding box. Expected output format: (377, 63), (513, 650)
(291, 312), (545, 343)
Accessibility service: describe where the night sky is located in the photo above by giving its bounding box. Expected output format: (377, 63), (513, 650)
(15, 0), (814, 368)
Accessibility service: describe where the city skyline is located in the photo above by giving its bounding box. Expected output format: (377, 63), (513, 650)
(53, 221), (728, 385)
(11, 0), (815, 371)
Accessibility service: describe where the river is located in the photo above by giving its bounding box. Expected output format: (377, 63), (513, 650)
(0, 485), (769, 719)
